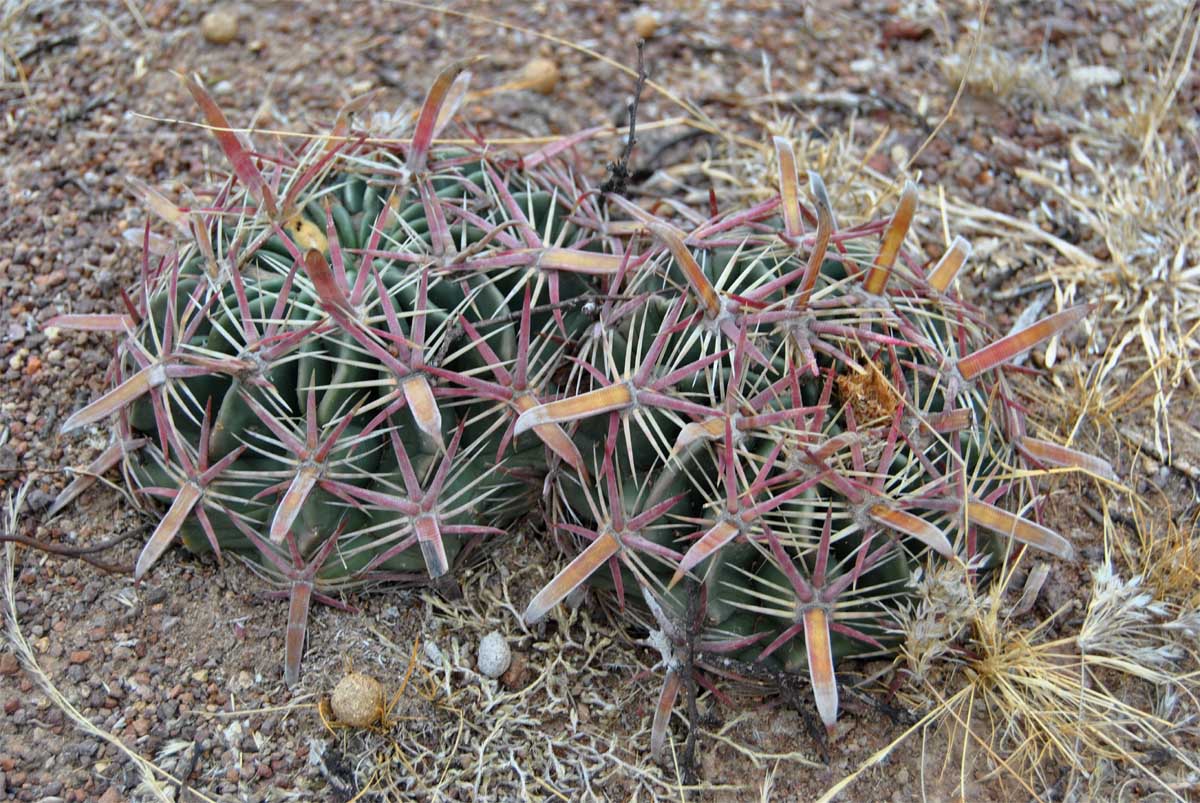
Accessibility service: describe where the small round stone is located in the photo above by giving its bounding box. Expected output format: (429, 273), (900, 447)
(330, 672), (384, 728)
(1099, 32), (1121, 57)
(200, 8), (238, 45)
(477, 631), (511, 679)
(633, 10), (659, 40)
(521, 58), (560, 95)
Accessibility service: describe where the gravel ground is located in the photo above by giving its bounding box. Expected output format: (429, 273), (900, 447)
(1, 1), (1197, 801)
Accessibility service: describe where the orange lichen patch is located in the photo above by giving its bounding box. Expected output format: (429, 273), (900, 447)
(835, 360), (900, 424)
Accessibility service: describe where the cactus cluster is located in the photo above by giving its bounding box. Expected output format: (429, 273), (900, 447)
(51, 65), (1110, 751)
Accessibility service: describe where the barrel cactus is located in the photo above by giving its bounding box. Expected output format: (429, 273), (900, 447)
(50, 64), (1110, 750)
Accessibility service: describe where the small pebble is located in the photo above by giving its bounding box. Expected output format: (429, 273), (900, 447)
(521, 58), (559, 95)
(500, 651), (529, 690)
(477, 631), (511, 679)
(1099, 32), (1120, 57)
(633, 9), (659, 40)
(201, 8), (238, 45)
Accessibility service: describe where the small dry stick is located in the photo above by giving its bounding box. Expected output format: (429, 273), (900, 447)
(467, 292), (644, 330)
(0, 527), (145, 574)
(699, 652), (839, 763)
(601, 40), (648, 199)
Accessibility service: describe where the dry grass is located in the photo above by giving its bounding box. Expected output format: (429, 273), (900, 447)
(1125, 507), (1200, 612)
(1020, 129), (1200, 456)
(938, 42), (1063, 108)
(0, 0), (36, 79)
(820, 509), (1200, 801)
(950, 2), (1200, 456)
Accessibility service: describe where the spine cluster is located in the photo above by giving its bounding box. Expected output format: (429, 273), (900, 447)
(52, 66), (1108, 750)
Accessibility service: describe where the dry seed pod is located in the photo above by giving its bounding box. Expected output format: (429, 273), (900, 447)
(330, 672), (384, 728)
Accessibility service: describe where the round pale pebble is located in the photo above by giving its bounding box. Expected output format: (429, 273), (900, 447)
(201, 8), (238, 45)
(477, 631), (511, 679)
(521, 58), (560, 95)
(330, 672), (384, 728)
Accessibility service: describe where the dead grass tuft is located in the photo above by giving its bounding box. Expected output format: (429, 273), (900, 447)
(823, 548), (1200, 801)
(938, 42), (1063, 107)
(0, 1), (36, 84)
(954, 2), (1200, 455)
